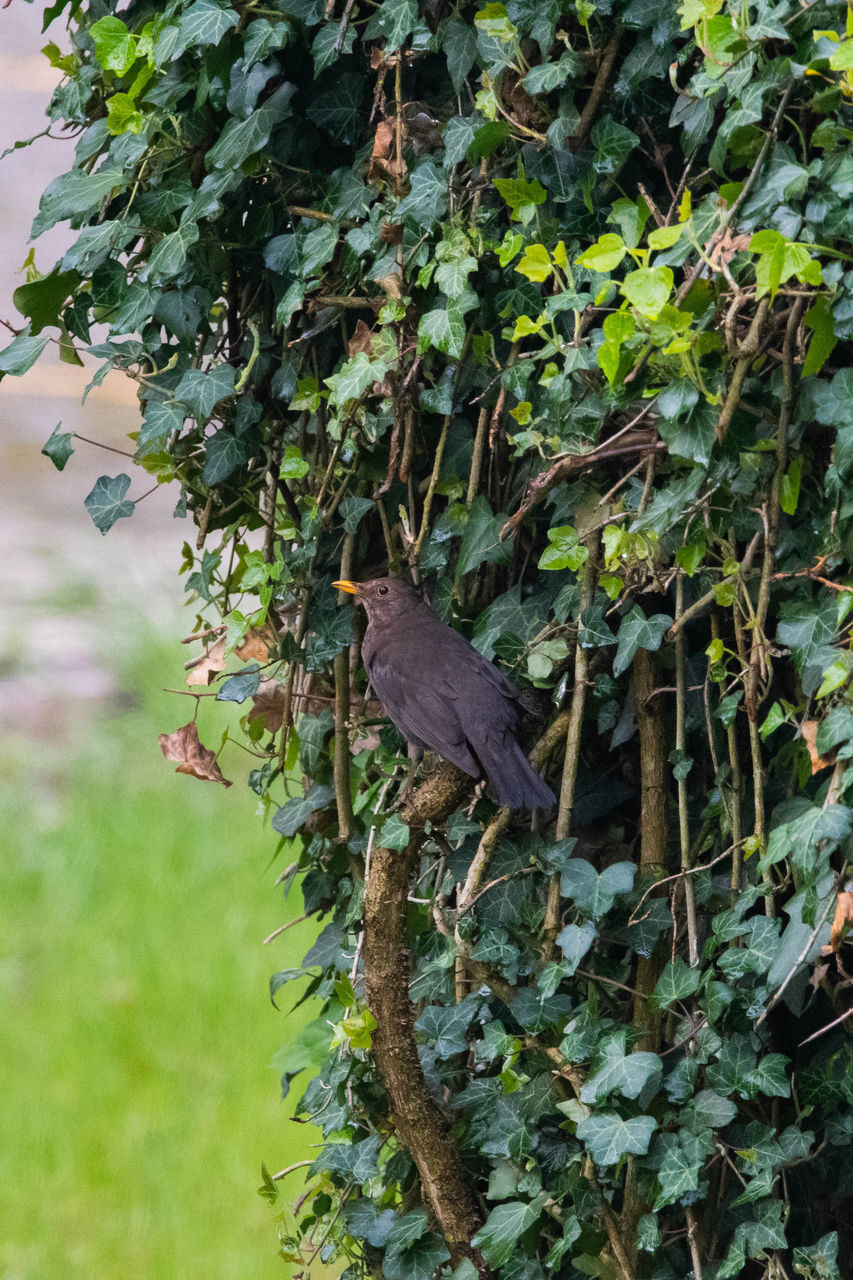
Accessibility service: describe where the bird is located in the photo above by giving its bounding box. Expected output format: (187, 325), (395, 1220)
(333, 577), (556, 812)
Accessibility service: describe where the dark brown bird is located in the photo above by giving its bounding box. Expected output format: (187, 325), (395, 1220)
(333, 577), (555, 812)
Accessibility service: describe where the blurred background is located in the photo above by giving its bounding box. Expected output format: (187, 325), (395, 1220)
(0, 5), (323, 1277)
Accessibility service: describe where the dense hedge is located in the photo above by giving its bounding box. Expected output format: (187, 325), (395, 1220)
(6, 0), (853, 1275)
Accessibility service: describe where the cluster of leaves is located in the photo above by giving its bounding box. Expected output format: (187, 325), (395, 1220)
(6, 0), (853, 1275)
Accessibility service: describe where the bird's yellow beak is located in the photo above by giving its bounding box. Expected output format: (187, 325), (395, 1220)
(333, 580), (360, 595)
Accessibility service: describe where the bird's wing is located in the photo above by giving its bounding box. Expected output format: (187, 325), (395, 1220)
(365, 646), (481, 779)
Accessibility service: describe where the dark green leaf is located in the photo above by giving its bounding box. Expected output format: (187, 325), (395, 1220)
(206, 83), (295, 171)
(650, 957), (701, 1009)
(217, 665), (262, 703)
(576, 1112), (657, 1165)
(272, 783), (336, 838)
(84, 473), (135, 534)
(41, 422), (74, 471)
(0, 329), (50, 376)
(613, 607), (673, 678)
(203, 430), (250, 484)
(472, 1200), (541, 1267)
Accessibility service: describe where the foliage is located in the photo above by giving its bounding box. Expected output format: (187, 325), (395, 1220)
(7, 0), (853, 1275)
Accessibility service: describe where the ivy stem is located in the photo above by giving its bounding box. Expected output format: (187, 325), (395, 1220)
(544, 537), (599, 961)
(334, 533), (357, 840)
(675, 573), (699, 967)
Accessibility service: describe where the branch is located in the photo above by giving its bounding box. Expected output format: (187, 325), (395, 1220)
(500, 433), (665, 540)
(362, 763), (492, 1276)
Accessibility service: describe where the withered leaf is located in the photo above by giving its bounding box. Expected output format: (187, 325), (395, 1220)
(248, 679), (286, 733)
(158, 722), (232, 787)
(186, 637), (227, 687)
(801, 719), (834, 774)
(348, 319), (374, 357)
(368, 118), (407, 183)
(830, 890), (853, 952)
(235, 628), (273, 663)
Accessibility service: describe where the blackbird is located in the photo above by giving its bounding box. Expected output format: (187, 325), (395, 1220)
(333, 577), (555, 811)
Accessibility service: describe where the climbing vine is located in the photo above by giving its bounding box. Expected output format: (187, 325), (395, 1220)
(5, 0), (853, 1275)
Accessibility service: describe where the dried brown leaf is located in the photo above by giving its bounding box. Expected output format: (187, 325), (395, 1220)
(247, 680), (286, 733)
(801, 719), (834, 774)
(348, 319), (374, 357)
(158, 722), (232, 787)
(235, 628), (273, 663)
(186, 637), (227, 687)
(830, 891), (853, 952)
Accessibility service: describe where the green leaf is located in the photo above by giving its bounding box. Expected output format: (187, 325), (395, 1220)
(575, 233), (627, 273)
(472, 1200), (541, 1267)
(280, 445), (310, 480)
(142, 220), (201, 279)
(653, 1131), (705, 1210)
(153, 0), (240, 65)
(650, 957), (702, 1009)
(576, 1112), (657, 1165)
(560, 859), (636, 919)
(339, 495), (375, 534)
(136, 401), (184, 456)
(539, 525), (589, 571)
(579, 1033), (662, 1103)
(515, 243), (552, 283)
(522, 51), (579, 94)
(456, 495), (514, 577)
(0, 329), (50, 377)
(780, 457), (801, 515)
(203, 430), (250, 484)
(396, 161), (449, 229)
(325, 351), (385, 408)
(364, 0), (419, 52)
(272, 783), (335, 838)
(761, 803), (851, 875)
(206, 83), (295, 171)
(90, 15), (138, 73)
(620, 266), (673, 318)
(612, 606), (673, 677)
(383, 1234), (450, 1280)
(555, 921), (596, 974)
(306, 73), (365, 144)
(13, 267), (80, 333)
(578, 605), (616, 648)
(175, 366), (237, 421)
(83, 473), (135, 534)
(443, 18), (478, 92)
(435, 255), (477, 300)
(217, 665), (262, 703)
(381, 813), (410, 850)
(590, 116), (639, 174)
(492, 174), (547, 225)
(802, 295), (837, 378)
(417, 306), (466, 359)
(41, 423), (74, 471)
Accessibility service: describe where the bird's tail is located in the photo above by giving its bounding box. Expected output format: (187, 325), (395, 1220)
(478, 737), (556, 812)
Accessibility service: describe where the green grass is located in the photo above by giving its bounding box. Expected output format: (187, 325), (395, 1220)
(0, 629), (325, 1279)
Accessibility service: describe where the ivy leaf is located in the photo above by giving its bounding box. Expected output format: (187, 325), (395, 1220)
(84, 473), (135, 534)
(802, 295), (837, 378)
(515, 243), (552, 283)
(383, 1234), (450, 1280)
(472, 1200), (541, 1267)
(175, 365), (237, 420)
(142, 219), (201, 280)
(0, 329), (50, 377)
(415, 999), (478, 1057)
(539, 524), (589, 571)
(364, 0), (419, 51)
(443, 18), (478, 91)
(325, 352), (385, 408)
(576, 1112), (657, 1165)
(555, 920), (596, 974)
(613, 606), (673, 677)
(206, 83), (296, 171)
(396, 161), (449, 229)
(380, 813), (410, 851)
(136, 401), (184, 456)
(576, 232), (627, 272)
(418, 305), (466, 359)
(578, 605), (616, 648)
(457, 494), (514, 577)
(32, 167), (126, 238)
(650, 957), (702, 1009)
(203, 429), (250, 483)
(653, 1131), (705, 1210)
(705, 1033), (757, 1097)
(272, 783), (335, 838)
(153, 0), (240, 65)
(217, 665), (262, 703)
(306, 73), (366, 144)
(590, 116), (639, 174)
(621, 266), (673, 318)
(492, 174), (546, 225)
(41, 423), (74, 471)
(580, 1033), (662, 1103)
(561, 859), (636, 919)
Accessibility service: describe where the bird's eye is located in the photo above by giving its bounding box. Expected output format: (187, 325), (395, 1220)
(378, 585), (389, 596)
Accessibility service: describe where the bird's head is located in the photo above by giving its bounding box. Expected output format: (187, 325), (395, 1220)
(332, 576), (422, 622)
